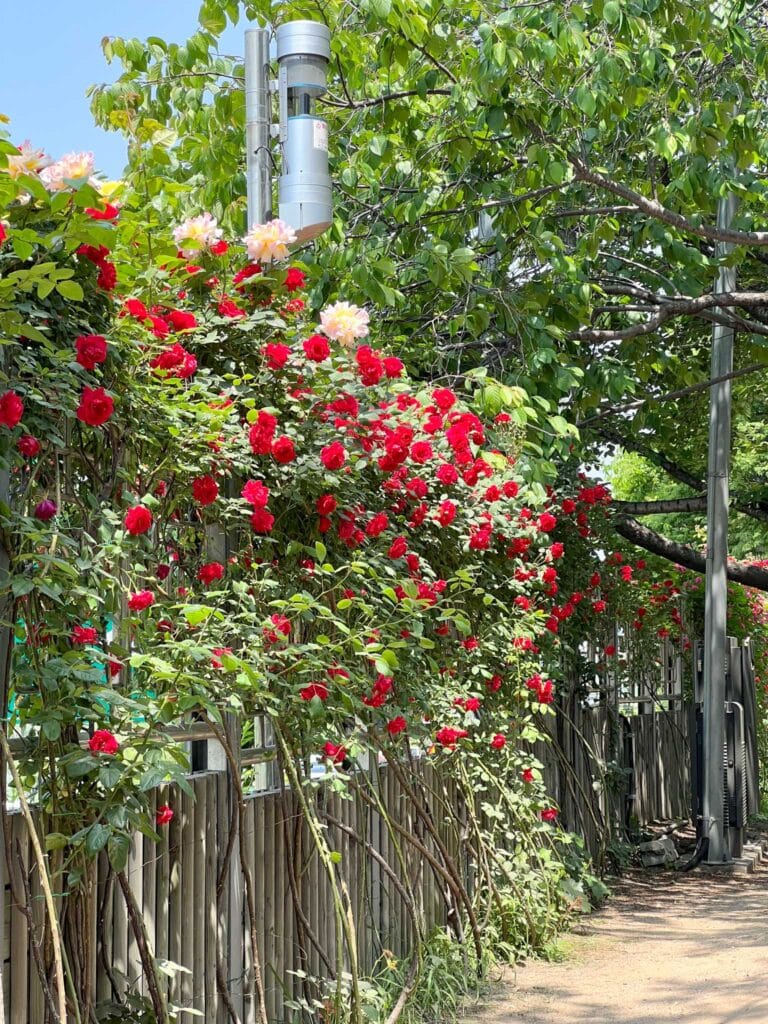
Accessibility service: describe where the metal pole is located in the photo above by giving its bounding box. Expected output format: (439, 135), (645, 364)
(702, 192), (737, 864)
(245, 28), (273, 227)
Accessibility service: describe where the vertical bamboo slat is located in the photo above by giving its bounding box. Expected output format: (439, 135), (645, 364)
(192, 776), (207, 1015)
(9, 814), (28, 1024)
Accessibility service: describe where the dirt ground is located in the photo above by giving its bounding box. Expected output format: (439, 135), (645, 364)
(469, 848), (768, 1024)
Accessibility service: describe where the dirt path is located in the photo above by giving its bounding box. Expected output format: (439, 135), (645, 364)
(470, 858), (768, 1024)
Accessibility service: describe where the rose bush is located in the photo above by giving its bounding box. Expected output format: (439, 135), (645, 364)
(6, 126), (726, 1021)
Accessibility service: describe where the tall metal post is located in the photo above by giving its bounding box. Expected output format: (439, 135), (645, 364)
(702, 192), (737, 864)
(244, 28), (273, 227)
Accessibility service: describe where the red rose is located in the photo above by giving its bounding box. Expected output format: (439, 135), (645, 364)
(77, 243), (110, 265)
(167, 309), (197, 332)
(432, 388), (457, 411)
(34, 499), (58, 521)
(522, 768), (534, 784)
(284, 267), (306, 292)
(388, 536), (407, 559)
(486, 674), (502, 692)
(242, 480), (270, 507)
(410, 441), (433, 464)
(96, 260), (117, 291)
(469, 524), (492, 550)
(0, 390), (24, 429)
(210, 240), (229, 255)
(435, 463), (458, 486)
(75, 334), (108, 370)
(316, 494), (337, 516)
(541, 808), (558, 822)
(77, 386), (114, 427)
(250, 508), (275, 533)
(322, 741), (346, 764)
(503, 480), (519, 498)
(124, 505), (153, 536)
(150, 343), (197, 379)
(490, 734), (506, 750)
(124, 298), (148, 319)
(263, 343), (291, 370)
(149, 315), (170, 338)
(436, 500), (456, 526)
(435, 726), (468, 749)
(128, 590), (155, 611)
(383, 356), (404, 378)
(72, 624), (98, 645)
(537, 512), (557, 533)
(17, 434), (41, 458)
(271, 436), (296, 464)
(156, 804), (174, 825)
(192, 475), (219, 506)
(85, 203), (119, 221)
(233, 263), (262, 289)
(386, 716), (407, 736)
(89, 729), (118, 755)
(320, 441), (347, 470)
(198, 561), (224, 586)
(356, 346), (384, 386)
(265, 613), (290, 642)
(303, 334), (330, 361)
(300, 681), (328, 701)
(218, 298), (245, 319)
(248, 411), (278, 455)
(366, 512), (388, 537)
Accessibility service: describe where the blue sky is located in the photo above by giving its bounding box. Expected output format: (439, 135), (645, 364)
(2, 1), (243, 177)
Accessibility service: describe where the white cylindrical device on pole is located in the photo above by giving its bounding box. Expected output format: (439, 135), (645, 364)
(244, 28), (273, 227)
(275, 20), (333, 242)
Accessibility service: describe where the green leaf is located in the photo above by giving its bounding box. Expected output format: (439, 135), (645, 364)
(574, 86), (596, 116)
(11, 578), (35, 597)
(364, 0), (391, 17)
(603, 1), (621, 23)
(45, 833), (69, 852)
(42, 719), (61, 742)
(86, 823), (110, 855)
(108, 833), (130, 873)
(200, 5), (226, 33)
(56, 280), (84, 302)
(182, 604), (214, 626)
(545, 161), (566, 185)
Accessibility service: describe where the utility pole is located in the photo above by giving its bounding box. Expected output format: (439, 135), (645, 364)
(244, 28), (273, 227)
(702, 192), (737, 864)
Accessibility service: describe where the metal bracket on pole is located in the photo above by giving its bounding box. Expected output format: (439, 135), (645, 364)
(244, 27), (273, 227)
(702, 191), (738, 864)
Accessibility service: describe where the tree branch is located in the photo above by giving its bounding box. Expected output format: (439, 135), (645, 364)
(613, 516), (768, 590)
(323, 87), (452, 109)
(571, 157), (768, 246)
(613, 496), (707, 515)
(576, 291), (768, 343)
(578, 361), (768, 426)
